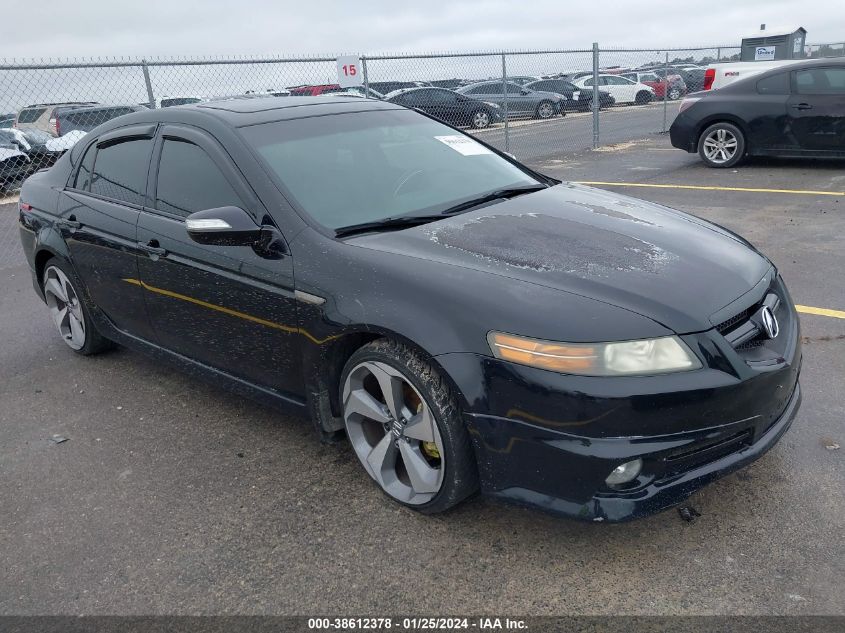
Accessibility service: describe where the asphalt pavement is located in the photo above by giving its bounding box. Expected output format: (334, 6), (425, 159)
(0, 136), (843, 616)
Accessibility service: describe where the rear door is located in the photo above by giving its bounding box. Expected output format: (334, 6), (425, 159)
(136, 125), (302, 395)
(788, 66), (845, 152)
(60, 126), (157, 340)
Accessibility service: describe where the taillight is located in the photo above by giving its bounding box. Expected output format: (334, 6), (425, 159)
(50, 117), (60, 135)
(703, 68), (715, 91)
(19, 202), (33, 213)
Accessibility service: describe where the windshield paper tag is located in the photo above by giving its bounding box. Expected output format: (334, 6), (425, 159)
(435, 135), (493, 156)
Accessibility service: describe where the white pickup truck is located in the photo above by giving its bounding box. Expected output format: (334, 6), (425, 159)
(703, 59), (811, 91)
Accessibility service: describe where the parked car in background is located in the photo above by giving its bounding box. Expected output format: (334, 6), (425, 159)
(0, 127), (67, 169)
(670, 59), (845, 167)
(507, 75), (542, 86)
(368, 81), (432, 94)
(385, 87), (503, 129)
(157, 96), (205, 108)
(0, 139), (30, 192)
(573, 74), (655, 105)
(1, 113), (16, 128)
(287, 84), (382, 99)
(14, 102), (98, 137)
(456, 81), (565, 118)
(622, 71), (686, 100)
(53, 104), (148, 137)
(524, 79), (615, 110)
(665, 67), (706, 93)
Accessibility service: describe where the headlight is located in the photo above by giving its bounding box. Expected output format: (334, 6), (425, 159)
(487, 331), (701, 376)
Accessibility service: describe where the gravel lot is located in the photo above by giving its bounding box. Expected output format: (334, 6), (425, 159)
(1, 137), (843, 616)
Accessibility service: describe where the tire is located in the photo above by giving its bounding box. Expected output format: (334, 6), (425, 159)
(534, 100), (556, 119)
(470, 109), (491, 129)
(635, 91), (652, 105)
(41, 257), (114, 355)
(668, 87), (682, 100)
(697, 122), (746, 168)
(340, 338), (479, 514)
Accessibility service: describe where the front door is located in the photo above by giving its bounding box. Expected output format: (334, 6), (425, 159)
(788, 66), (845, 152)
(136, 125), (302, 396)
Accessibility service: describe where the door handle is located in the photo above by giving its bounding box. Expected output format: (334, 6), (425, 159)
(791, 103), (813, 110)
(59, 214), (81, 231)
(138, 239), (167, 257)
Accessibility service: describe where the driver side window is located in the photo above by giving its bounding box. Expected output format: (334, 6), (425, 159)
(154, 139), (244, 218)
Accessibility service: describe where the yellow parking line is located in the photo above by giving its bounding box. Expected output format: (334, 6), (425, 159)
(796, 305), (845, 320)
(573, 181), (845, 197)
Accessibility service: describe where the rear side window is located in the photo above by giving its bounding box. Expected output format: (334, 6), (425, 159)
(154, 139), (243, 217)
(89, 138), (153, 206)
(17, 108), (46, 123)
(795, 68), (845, 95)
(757, 73), (790, 95)
(74, 144), (96, 190)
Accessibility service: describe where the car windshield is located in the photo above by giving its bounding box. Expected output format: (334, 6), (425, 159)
(240, 109), (541, 230)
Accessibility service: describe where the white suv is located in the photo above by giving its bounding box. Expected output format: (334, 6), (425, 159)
(573, 74), (655, 105)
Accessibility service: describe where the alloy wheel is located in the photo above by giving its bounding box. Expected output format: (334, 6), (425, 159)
(668, 88), (681, 100)
(472, 111), (490, 129)
(342, 360), (445, 505)
(537, 102), (555, 118)
(43, 265), (86, 350)
(702, 128), (738, 164)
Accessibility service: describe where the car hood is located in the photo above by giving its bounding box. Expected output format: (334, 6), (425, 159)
(346, 184), (770, 334)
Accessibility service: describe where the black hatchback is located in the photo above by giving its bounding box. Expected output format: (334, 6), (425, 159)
(19, 96), (801, 522)
(670, 58), (845, 167)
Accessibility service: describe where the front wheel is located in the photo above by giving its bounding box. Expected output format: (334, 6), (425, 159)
(668, 87), (682, 100)
(470, 109), (491, 129)
(697, 122), (746, 168)
(340, 339), (478, 514)
(535, 100), (556, 119)
(42, 257), (114, 355)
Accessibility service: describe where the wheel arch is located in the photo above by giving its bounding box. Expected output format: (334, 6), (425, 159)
(304, 325), (470, 436)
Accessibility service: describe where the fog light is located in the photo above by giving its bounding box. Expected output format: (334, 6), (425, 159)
(605, 458), (643, 486)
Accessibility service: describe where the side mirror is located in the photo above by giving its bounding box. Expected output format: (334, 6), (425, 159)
(186, 206), (261, 246)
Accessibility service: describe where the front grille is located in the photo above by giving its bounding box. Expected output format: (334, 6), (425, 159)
(716, 307), (754, 334)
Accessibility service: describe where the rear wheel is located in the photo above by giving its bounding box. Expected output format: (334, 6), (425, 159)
(668, 87), (682, 100)
(42, 258), (114, 355)
(340, 339), (478, 514)
(697, 122), (745, 168)
(470, 109), (491, 129)
(535, 100), (556, 119)
(635, 90), (652, 105)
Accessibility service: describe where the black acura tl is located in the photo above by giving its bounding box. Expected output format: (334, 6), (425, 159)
(18, 96), (801, 522)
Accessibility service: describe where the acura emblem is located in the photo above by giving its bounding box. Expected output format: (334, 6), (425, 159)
(760, 306), (779, 339)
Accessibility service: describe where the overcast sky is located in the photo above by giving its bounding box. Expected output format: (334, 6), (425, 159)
(6, 1), (844, 59)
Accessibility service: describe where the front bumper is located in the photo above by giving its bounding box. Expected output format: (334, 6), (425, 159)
(436, 278), (802, 522)
(669, 112), (697, 152)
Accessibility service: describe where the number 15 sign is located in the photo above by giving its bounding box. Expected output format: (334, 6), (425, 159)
(336, 55), (363, 88)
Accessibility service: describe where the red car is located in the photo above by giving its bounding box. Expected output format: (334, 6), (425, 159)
(286, 84), (346, 96)
(622, 71), (687, 100)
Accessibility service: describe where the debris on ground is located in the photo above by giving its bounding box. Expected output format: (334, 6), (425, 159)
(824, 441), (840, 451)
(49, 435), (68, 444)
(678, 505), (701, 522)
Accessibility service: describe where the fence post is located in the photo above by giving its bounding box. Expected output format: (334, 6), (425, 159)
(592, 43), (600, 149)
(716, 47), (721, 62)
(361, 55), (369, 98)
(662, 51), (669, 133)
(501, 52), (509, 153)
(141, 60), (155, 109)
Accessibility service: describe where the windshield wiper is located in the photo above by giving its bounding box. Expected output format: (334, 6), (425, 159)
(437, 184), (548, 216)
(334, 214), (446, 238)
(334, 184), (548, 238)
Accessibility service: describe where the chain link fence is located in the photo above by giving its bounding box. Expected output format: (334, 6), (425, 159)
(0, 41), (841, 261)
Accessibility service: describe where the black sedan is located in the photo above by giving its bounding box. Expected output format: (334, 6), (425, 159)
(18, 96), (801, 522)
(524, 78), (615, 110)
(671, 58), (845, 167)
(385, 87), (503, 129)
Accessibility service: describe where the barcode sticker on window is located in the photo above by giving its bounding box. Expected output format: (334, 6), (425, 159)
(434, 135), (493, 156)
